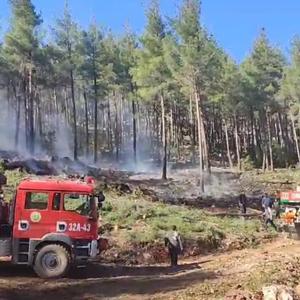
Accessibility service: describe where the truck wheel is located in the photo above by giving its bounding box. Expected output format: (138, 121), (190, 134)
(33, 244), (71, 279)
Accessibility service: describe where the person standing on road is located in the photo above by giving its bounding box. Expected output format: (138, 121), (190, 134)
(238, 193), (247, 214)
(165, 226), (183, 267)
(262, 193), (277, 231)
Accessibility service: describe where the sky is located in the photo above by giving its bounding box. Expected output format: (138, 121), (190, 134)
(1, 0), (300, 62)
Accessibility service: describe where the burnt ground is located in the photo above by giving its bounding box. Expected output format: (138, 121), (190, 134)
(0, 151), (266, 211)
(103, 168), (263, 209)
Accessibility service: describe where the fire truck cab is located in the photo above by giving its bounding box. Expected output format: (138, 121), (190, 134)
(0, 177), (105, 279)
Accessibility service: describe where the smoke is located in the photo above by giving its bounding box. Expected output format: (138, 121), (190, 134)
(0, 89), (73, 159)
(200, 170), (240, 198)
(0, 96), (27, 154)
(46, 114), (73, 158)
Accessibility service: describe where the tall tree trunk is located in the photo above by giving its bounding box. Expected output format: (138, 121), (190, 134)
(195, 90), (204, 192)
(53, 89), (59, 115)
(132, 98), (137, 163)
(53, 88), (59, 129)
(63, 86), (68, 120)
(277, 113), (284, 148)
(242, 119), (247, 153)
(160, 94), (167, 180)
(83, 88), (89, 157)
(23, 72), (29, 151)
(265, 149), (269, 170)
(155, 105), (160, 161)
(201, 115), (210, 173)
(107, 98), (113, 153)
(28, 65), (34, 154)
(36, 91), (42, 138)
(170, 107), (174, 147)
(189, 95), (196, 163)
(70, 69), (78, 160)
(234, 113), (241, 170)
(114, 96), (120, 162)
(253, 121), (257, 147)
(93, 71), (98, 163)
(262, 151), (266, 171)
(290, 111), (300, 164)
(250, 107), (255, 159)
(224, 119), (233, 169)
(266, 110), (274, 171)
(13, 84), (20, 148)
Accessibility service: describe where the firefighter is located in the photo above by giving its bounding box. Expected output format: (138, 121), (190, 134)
(273, 192), (281, 219)
(97, 191), (105, 232)
(164, 225), (183, 267)
(238, 193), (247, 214)
(262, 193), (277, 231)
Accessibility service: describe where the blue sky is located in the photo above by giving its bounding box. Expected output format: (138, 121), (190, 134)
(1, 0), (300, 62)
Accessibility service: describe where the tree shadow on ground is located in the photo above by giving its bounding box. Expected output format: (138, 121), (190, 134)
(0, 262), (216, 300)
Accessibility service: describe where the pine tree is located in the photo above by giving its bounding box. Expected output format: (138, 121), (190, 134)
(119, 32), (138, 162)
(280, 37), (300, 164)
(53, 4), (81, 160)
(131, 0), (171, 179)
(213, 54), (242, 169)
(242, 29), (285, 170)
(81, 23), (105, 162)
(3, 0), (42, 153)
(172, 0), (221, 190)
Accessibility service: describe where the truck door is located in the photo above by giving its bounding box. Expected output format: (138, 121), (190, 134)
(57, 193), (97, 240)
(15, 190), (51, 239)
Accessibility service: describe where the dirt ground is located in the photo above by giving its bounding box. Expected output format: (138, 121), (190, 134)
(0, 237), (299, 300)
(1, 167), (299, 299)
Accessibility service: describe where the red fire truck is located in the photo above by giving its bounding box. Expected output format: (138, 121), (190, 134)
(279, 188), (300, 234)
(0, 176), (105, 279)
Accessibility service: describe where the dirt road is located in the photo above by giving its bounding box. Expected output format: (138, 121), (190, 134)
(0, 237), (299, 300)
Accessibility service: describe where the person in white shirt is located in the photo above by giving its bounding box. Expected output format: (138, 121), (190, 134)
(164, 225), (183, 267)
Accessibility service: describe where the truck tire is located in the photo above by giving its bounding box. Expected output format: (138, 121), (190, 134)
(33, 244), (71, 279)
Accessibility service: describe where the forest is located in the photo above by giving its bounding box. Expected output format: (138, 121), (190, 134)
(1, 0), (300, 188)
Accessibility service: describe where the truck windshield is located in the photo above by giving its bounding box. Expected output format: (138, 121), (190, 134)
(63, 194), (96, 216)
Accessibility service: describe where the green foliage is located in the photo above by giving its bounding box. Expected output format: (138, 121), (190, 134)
(4, 0), (41, 64)
(1, 0), (42, 88)
(281, 37), (300, 105)
(53, 4), (81, 78)
(241, 29), (285, 111)
(118, 32), (138, 95)
(3, 170), (27, 201)
(241, 155), (256, 171)
(214, 55), (243, 116)
(131, 0), (171, 100)
(171, 0), (222, 96)
(102, 190), (263, 247)
(0, 161), (6, 174)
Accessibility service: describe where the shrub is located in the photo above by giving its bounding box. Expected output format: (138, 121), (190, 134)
(241, 155), (255, 171)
